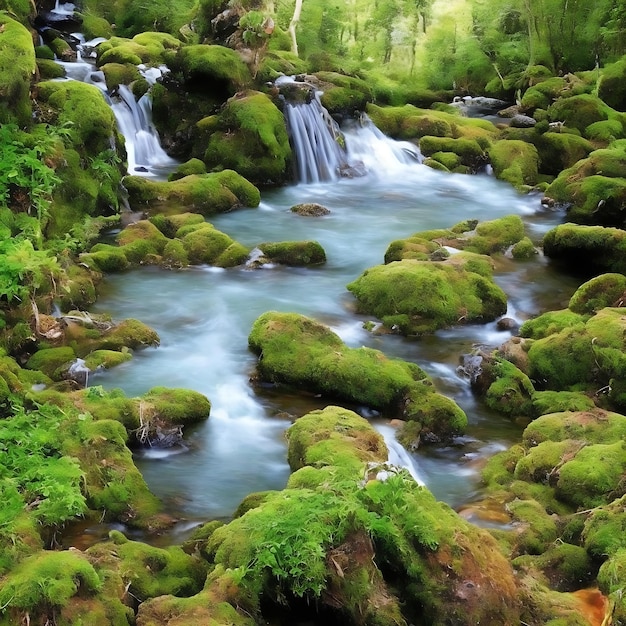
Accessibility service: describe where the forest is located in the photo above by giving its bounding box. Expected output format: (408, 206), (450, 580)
(1, 0), (626, 624)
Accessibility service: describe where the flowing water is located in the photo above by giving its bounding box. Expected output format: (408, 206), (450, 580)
(89, 124), (581, 542)
(49, 32), (581, 540)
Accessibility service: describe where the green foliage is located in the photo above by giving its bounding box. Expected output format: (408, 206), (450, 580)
(0, 403), (87, 526)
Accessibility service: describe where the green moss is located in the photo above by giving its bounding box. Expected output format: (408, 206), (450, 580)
(214, 242), (249, 267)
(257, 241), (326, 266)
(150, 212), (205, 238)
(36, 58), (65, 80)
(181, 223), (240, 265)
(347, 259), (507, 335)
(83, 349), (133, 371)
(547, 94), (619, 135)
(0, 15), (36, 127)
(506, 499), (558, 554)
(466, 214), (526, 254)
(599, 57), (626, 111)
(419, 136), (485, 169)
(124, 170), (260, 216)
(597, 549), (626, 624)
(77, 10), (113, 39)
(531, 391), (596, 416)
(475, 356), (535, 418)
(429, 151), (460, 170)
(568, 273), (626, 314)
(556, 441), (626, 508)
(512, 236), (538, 259)
(488, 140), (539, 189)
(202, 91), (292, 186)
(481, 444), (526, 488)
(80, 245), (130, 273)
(583, 497), (626, 558)
(25, 346), (76, 379)
(36, 81), (117, 155)
(316, 72), (372, 115)
(535, 132), (594, 176)
(249, 311), (466, 441)
(161, 239), (189, 268)
(0, 550), (101, 621)
(96, 318), (160, 351)
(520, 309), (588, 340)
(142, 386), (211, 426)
(287, 406), (387, 477)
(173, 44), (251, 95)
(168, 158), (206, 182)
(100, 62), (141, 89)
(384, 236), (440, 263)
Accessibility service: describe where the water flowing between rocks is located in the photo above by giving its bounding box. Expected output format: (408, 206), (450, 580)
(87, 120), (581, 543)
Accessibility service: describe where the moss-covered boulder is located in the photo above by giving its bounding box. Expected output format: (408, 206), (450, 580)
(315, 71), (373, 115)
(546, 94), (626, 137)
(568, 273), (626, 314)
(167, 157), (206, 181)
(255, 240), (326, 266)
(543, 223), (626, 275)
(598, 57), (626, 112)
(544, 142), (626, 225)
(201, 406), (522, 625)
(249, 311), (466, 442)
(0, 15), (36, 127)
(180, 222), (249, 267)
(124, 170), (260, 216)
(25, 346), (77, 380)
(201, 91), (292, 185)
(347, 259), (507, 335)
(171, 44), (251, 98)
(535, 131), (595, 177)
(96, 32), (182, 67)
(419, 136), (486, 170)
(488, 140), (539, 189)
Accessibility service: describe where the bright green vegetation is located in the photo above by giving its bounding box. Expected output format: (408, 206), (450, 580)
(249, 311), (467, 442)
(347, 258), (507, 335)
(201, 91), (292, 185)
(256, 240), (326, 266)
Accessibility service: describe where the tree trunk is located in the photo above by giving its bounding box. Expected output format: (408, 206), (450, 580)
(289, 0), (304, 57)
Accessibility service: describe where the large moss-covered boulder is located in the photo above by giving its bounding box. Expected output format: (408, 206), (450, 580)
(0, 15), (36, 127)
(255, 240), (326, 266)
(488, 140), (539, 190)
(201, 406), (522, 625)
(546, 94), (626, 137)
(315, 71), (373, 115)
(535, 131), (594, 177)
(201, 91), (292, 186)
(124, 170), (260, 216)
(544, 142), (626, 225)
(249, 312), (466, 442)
(172, 44), (251, 98)
(542, 223), (626, 275)
(347, 259), (507, 335)
(598, 57), (626, 112)
(568, 273), (626, 314)
(96, 32), (182, 67)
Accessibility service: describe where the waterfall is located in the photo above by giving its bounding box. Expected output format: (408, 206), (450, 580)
(281, 81), (423, 184)
(109, 81), (177, 176)
(284, 94), (348, 184)
(376, 424), (426, 485)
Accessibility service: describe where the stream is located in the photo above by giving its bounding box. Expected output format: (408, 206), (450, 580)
(88, 134), (580, 543)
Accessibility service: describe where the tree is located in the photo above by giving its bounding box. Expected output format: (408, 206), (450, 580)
(289, 0), (304, 55)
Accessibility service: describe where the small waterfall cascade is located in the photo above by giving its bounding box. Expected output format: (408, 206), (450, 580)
(283, 93), (349, 184)
(377, 424), (426, 485)
(109, 71), (178, 177)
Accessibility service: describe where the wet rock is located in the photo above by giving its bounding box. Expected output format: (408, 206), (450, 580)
(290, 202), (331, 216)
(510, 114), (537, 128)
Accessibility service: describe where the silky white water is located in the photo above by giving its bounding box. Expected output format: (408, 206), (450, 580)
(90, 123), (580, 538)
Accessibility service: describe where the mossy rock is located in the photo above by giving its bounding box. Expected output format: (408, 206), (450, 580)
(0, 550), (103, 624)
(0, 15), (36, 127)
(161, 238), (189, 268)
(36, 80), (118, 155)
(287, 406), (388, 477)
(117, 220), (169, 253)
(149, 212), (205, 238)
(465, 214), (526, 254)
(542, 223), (626, 275)
(535, 131), (595, 177)
(180, 223), (244, 266)
(597, 548), (626, 623)
(256, 241), (326, 266)
(77, 10), (113, 39)
(582, 496), (626, 558)
(83, 349), (133, 371)
(96, 33), (181, 67)
(598, 57), (626, 112)
(172, 44), (251, 97)
(57, 263), (99, 311)
(556, 441), (626, 508)
(384, 236), (440, 263)
(290, 202), (330, 217)
(520, 309), (588, 340)
(96, 318), (160, 351)
(419, 136), (485, 169)
(168, 158), (206, 181)
(520, 76), (590, 113)
(506, 498), (559, 554)
(124, 170), (260, 216)
(100, 62), (142, 89)
(249, 311), (467, 441)
(429, 151), (461, 170)
(25, 346), (77, 380)
(481, 444), (526, 488)
(80, 245), (131, 273)
(531, 391), (596, 416)
(488, 140), (539, 189)
(316, 71), (373, 115)
(202, 91), (292, 186)
(512, 236), (538, 259)
(36, 58), (66, 80)
(257, 49), (308, 83)
(473, 355), (535, 418)
(546, 94), (625, 136)
(347, 259), (507, 335)
(523, 409), (626, 449)
(142, 386), (211, 426)
(568, 273), (626, 315)
(544, 143), (626, 225)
